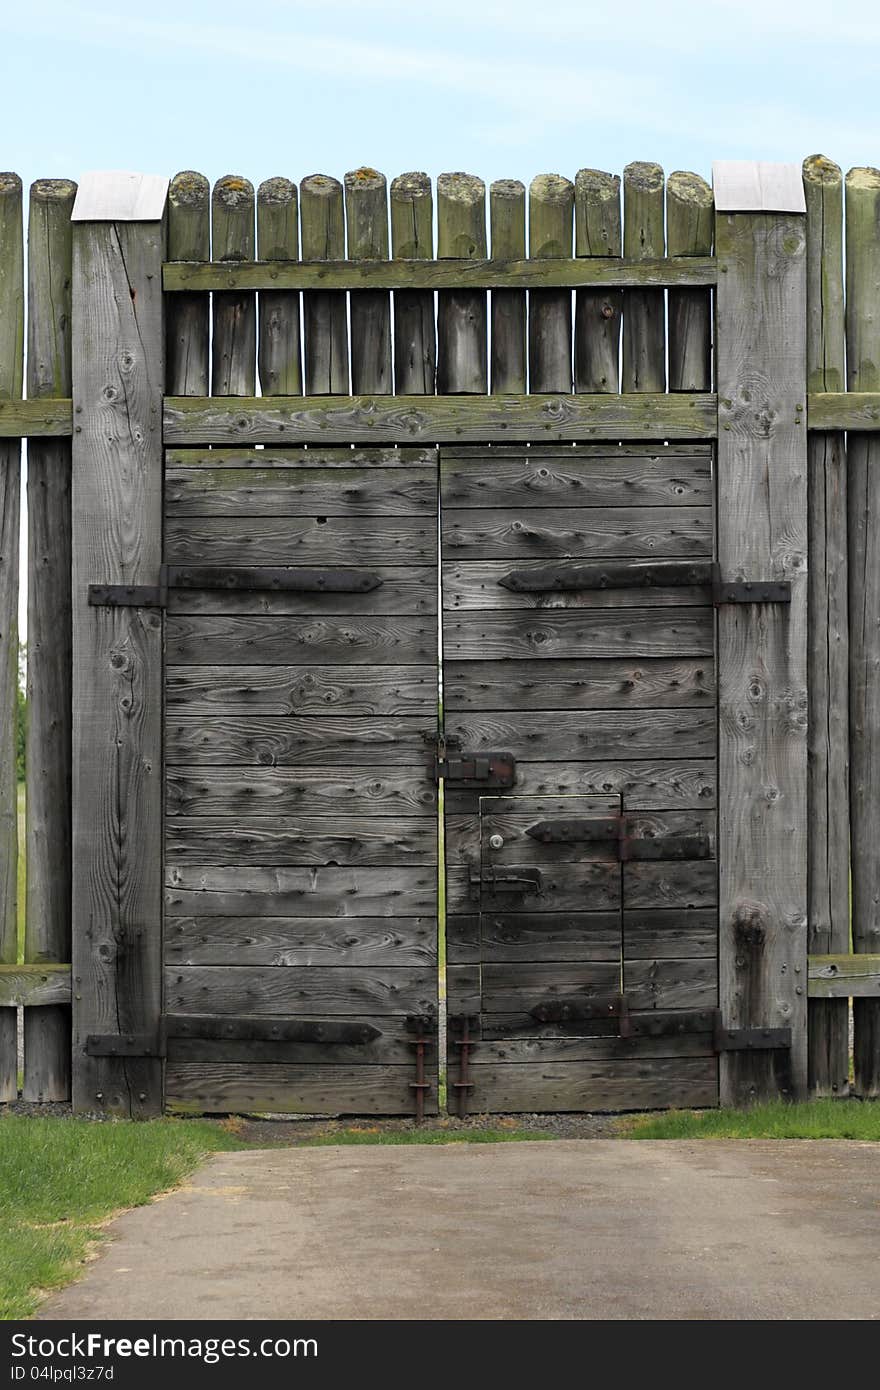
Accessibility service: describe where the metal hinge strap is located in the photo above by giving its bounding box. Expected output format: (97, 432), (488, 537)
(88, 566), (385, 607)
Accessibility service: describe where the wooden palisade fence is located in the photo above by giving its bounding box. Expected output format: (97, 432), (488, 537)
(0, 157), (878, 1115)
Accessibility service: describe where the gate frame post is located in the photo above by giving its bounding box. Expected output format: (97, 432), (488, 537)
(713, 162), (809, 1104)
(70, 173), (168, 1116)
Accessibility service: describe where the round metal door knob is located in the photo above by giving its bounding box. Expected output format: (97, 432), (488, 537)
(488, 833), (504, 850)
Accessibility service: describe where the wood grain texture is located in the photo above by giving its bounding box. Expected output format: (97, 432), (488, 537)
(808, 954), (880, 998)
(666, 171), (713, 391)
(623, 163), (665, 392)
(444, 608), (713, 659)
(490, 180), (526, 393)
(845, 166), (880, 1096)
(441, 506), (712, 560)
(463, 1058), (717, 1113)
(257, 177), (301, 396)
(165, 818), (436, 867)
(165, 965), (436, 1017)
(71, 215), (165, 1116)
(165, 613), (435, 665)
(446, 911), (622, 963)
(164, 515), (435, 567)
(300, 176), (349, 394)
(166, 1063), (435, 1116)
(445, 706), (714, 759)
(165, 915), (435, 965)
(529, 175), (573, 393)
(390, 173), (435, 394)
(164, 465), (434, 515)
(443, 657), (714, 709)
(574, 169), (621, 393)
(624, 958), (717, 1010)
(166, 568), (436, 617)
(0, 398), (72, 437)
(167, 767), (436, 818)
(436, 173), (487, 393)
(345, 169), (391, 394)
(166, 446), (436, 469)
(166, 172), (209, 395)
(25, 176), (77, 1101)
(165, 714), (436, 765)
(166, 1013), (425, 1066)
(808, 391), (880, 428)
(715, 207), (808, 1102)
(803, 155), (849, 1095)
(0, 964), (72, 1007)
(166, 663), (436, 715)
(444, 759), (715, 813)
(440, 449), (711, 509)
(211, 176), (255, 396)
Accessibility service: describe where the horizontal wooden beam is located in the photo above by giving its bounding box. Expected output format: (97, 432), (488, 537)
(0, 399), (73, 437)
(164, 392), (718, 446)
(0, 964), (71, 1007)
(163, 255), (718, 294)
(808, 392), (880, 430)
(808, 954), (880, 998)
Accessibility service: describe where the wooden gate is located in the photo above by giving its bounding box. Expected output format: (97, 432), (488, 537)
(442, 445), (720, 1112)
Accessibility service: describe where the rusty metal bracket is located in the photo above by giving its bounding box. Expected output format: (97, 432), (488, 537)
(472, 865), (543, 898)
(436, 751), (516, 789)
(449, 1014), (478, 1117)
(406, 1014), (435, 1124)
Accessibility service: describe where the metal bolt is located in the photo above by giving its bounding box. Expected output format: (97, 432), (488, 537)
(488, 834), (504, 851)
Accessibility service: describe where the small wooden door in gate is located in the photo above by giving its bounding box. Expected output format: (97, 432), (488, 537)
(162, 446), (439, 1114)
(443, 444), (720, 1113)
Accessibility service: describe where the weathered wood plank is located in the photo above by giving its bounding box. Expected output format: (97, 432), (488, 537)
(166, 1013), (423, 1066)
(459, 1033), (715, 1063)
(440, 451), (711, 509)
(165, 614), (435, 665)
(164, 515), (435, 566)
(446, 862), (620, 915)
(808, 391), (880, 428)
(164, 465), (435, 516)
(71, 210), (165, 1116)
(445, 707), (715, 759)
(715, 204), (808, 1102)
(623, 163), (665, 392)
(442, 506), (712, 560)
(444, 609), (713, 660)
(0, 964), (72, 1007)
(574, 169), (621, 393)
(166, 1063), (434, 1116)
(257, 177), (301, 396)
(443, 657), (714, 708)
(167, 767), (436, 818)
(463, 1058), (717, 1113)
(446, 567), (710, 612)
(444, 759), (716, 813)
(166, 446), (436, 469)
(445, 911), (623, 963)
(808, 954), (880, 998)
(803, 154), (849, 1096)
(165, 714), (436, 765)
(164, 391), (718, 446)
(211, 176), (255, 396)
(624, 860), (717, 909)
(490, 180), (526, 393)
(624, 908), (717, 959)
(345, 169), (391, 395)
(165, 916), (435, 965)
(166, 172), (209, 396)
(166, 663), (436, 715)
(529, 175), (573, 393)
(0, 398), (73, 437)
(165, 818), (436, 867)
(666, 172), (713, 391)
(624, 958), (717, 1010)
(166, 568), (436, 617)
(390, 172), (435, 393)
(480, 962), (621, 1014)
(447, 808), (714, 866)
(25, 175), (76, 1102)
(437, 173), (487, 393)
(299, 175), (349, 394)
(165, 965), (436, 1017)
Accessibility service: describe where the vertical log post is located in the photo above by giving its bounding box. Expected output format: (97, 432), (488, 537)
(345, 168), (391, 395)
(574, 169), (621, 393)
(71, 173), (167, 1116)
(623, 162), (665, 392)
(846, 166), (880, 1097)
(25, 178), (77, 1101)
(490, 180), (526, 394)
(437, 174), (487, 394)
(166, 172), (209, 396)
(714, 162), (809, 1103)
(390, 172), (435, 394)
(0, 173), (23, 1101)
(803, 155), (849, 1096)
(257, 178), (301, 397)
(667, 171), (713, 391)
(529, 175), (573, 393)
(212, 176), (255, 397)
(300, 175), (349, 394)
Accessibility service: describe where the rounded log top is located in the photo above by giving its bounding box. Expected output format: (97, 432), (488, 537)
(391, 172), (431, 200)
(437, 172), (485, 205)
(802, 154), (842, 186)
(576, 168), (620, 200)
(213, 175), (254, 208)
(258, 176), (297, 205)
(491, 178), (525, 199)
(0, 172), (22, 197)
(530, 173), (574, 203)
(169, 170), (209, 207)
(667, 171), (712, 206)
(845, 166), (880, 190)
(30, 177), (77, 204)
(300, 174), (344, 198)
(344, 167), (386, 192)
(623, 161), (664, 192)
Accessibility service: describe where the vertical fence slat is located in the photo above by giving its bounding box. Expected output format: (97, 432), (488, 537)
(574, 169), (621, 393)
(211, 176), (256, 396)
(715, 176), (808, 1103)
(390, 173), (435, 395)
(846, 166), (880, 1098)
(622, 162), (665, 392)
(490, 180), (526, 394)
(437, 173), (487, 394)
(300, 176), (349, 395)
(0, 173), (22, 1101)
(166, 172), (210, 396)
(528, 175), (573, 394)
(345, 168), (391, 395)
(803, 155), (849, 1096)
(71, 198), (165, 1116)
(257, 178), (301, 397)
(667, 171), (713, 391)
(24, 178), (76, 1102)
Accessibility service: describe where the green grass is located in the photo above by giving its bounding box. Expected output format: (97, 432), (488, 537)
(0, 1115), (246, 1320)
(298, 1126), (556, 1146)
(624, 1099), (880, 1141)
